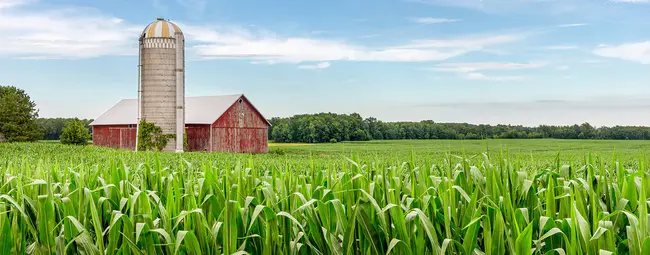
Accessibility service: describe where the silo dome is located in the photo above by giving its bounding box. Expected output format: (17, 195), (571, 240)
(141, 18), (183, 39)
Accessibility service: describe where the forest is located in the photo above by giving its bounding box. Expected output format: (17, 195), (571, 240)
(29, 114), (650, 143)
(267, 112), (650, 143)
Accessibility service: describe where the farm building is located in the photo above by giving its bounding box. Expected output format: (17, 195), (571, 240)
(89, 94), (271, 153)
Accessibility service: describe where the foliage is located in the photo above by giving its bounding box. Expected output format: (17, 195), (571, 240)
(268, 113), (650, 143)
(59, 118), (91, 145)
(184, 131), (188, 151)
(137, 119), (170, 151)
(36, 118), (93, 140)
(1, 141), (650, 254)
(0, 85), (42, 142)
(136, 120), (187, 152)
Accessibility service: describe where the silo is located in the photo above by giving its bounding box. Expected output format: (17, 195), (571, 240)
(136, 18), (185, 152)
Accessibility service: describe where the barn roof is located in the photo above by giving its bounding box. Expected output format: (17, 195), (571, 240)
(90, 94), (271, 126)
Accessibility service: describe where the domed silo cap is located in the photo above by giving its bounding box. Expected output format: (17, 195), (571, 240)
(141, 18), (183, 38)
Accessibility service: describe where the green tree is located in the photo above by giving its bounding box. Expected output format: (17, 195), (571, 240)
(60, 118), (91, 145)
(0, 85), (42, 142)
(36, 118), (93, 140)
(137, 120), (170, 151)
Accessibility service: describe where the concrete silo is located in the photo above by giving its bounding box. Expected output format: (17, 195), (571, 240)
(136, 18), (185, 152)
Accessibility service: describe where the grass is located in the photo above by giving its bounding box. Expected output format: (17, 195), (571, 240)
(2, 139), (650, 254)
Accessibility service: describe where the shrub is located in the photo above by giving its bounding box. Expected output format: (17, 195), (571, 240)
(137, 120), (170, 152)
(269, 148), (286, 155)
(60, 118), (91, 145)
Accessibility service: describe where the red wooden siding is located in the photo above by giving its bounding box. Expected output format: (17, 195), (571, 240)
(212, 96), (269, 153)
(91, 95), (269, 153)
(186, 124), (211, 151)
(92, 125), (137, 150)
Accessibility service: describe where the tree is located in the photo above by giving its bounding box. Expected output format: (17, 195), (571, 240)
(137, 119), (170, 151)
(0, 85), (42, 142)
(60, 118), (91, 145)
(37, 118), (93, 140)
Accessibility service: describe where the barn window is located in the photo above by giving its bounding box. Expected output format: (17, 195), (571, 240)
(129, 124), (134, 128)
(238, 98), (243, 104)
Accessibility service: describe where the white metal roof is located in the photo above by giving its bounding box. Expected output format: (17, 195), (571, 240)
(90, 94), (269, 126)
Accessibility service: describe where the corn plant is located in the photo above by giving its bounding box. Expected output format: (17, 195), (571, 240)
(0, 142), (649, 254)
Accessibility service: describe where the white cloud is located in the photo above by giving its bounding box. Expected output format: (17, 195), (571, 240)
(558, 23), (588, 27)
(193, 28), (527, 63)
(359, 34), (379, 38)
(463, 72), (524, 81)
(409, 17), (460, 24)
(432, 61), (539, 81)
(433, 61), (546, 72)
(545, 45), (578, 50)
(556, 65), (570, 71)
(593, 41), (650, 64)
(0, 2), (141, 58)
(401, 33), (527, 49)
(298, 62), (331, 69)
(0, 0), (34, 9)
(0, 1), (528, 64)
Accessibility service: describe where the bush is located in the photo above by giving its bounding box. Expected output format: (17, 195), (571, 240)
(60, 119), (91, 145)
(137, 120), (170, 152)
(269, 148), (286, 155)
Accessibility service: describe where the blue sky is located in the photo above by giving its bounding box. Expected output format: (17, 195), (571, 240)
(2, 0), (650, 126)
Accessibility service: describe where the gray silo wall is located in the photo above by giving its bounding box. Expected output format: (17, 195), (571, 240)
(141, 38), (177, 152)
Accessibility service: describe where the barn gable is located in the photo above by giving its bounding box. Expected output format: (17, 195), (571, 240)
(214, 95), (271, 128)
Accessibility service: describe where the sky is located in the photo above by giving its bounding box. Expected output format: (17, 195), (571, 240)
(1, 0), (650, 127)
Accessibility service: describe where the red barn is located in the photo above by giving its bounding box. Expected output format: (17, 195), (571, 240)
(89, 94), (271, 153)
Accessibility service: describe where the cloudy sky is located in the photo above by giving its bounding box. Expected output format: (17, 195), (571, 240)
(1, 0), (650, 127)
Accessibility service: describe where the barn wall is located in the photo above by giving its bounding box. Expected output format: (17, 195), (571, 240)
(211, 96), (269, 153)
(186, 124), (211, 151)
(211, 127), (268, 153)
(92, 125), (137, 150)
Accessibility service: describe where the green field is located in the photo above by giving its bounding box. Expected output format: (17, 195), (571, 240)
(270, 139), (650, 168)
(2, 139), (650, 254)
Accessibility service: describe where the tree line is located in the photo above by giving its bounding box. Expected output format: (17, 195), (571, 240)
(36, 118), (93, 140)
(6, 84), (650, 144)
(1, 85), (93, 143)
(268, 113), (650, 143)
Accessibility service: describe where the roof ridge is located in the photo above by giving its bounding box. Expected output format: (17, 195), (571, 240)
(90, 94), (268, 126)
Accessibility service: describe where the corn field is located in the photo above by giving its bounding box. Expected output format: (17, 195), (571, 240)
(1, 142), (649, 254)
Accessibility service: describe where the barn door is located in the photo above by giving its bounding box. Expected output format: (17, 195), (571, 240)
(120, 129), (132, 149)
(109, 129), (120, 148)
